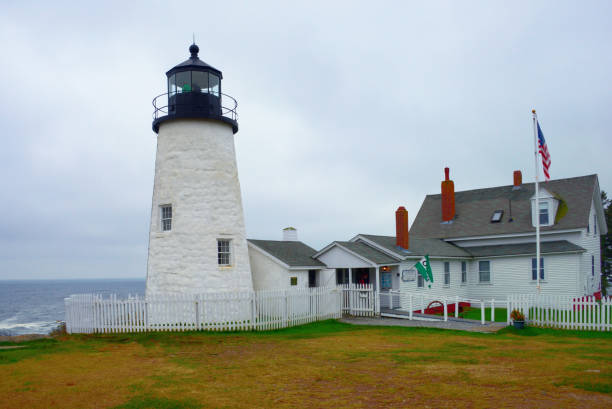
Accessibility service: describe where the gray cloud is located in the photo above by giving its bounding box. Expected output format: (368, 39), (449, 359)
(0, 1), (610, 279)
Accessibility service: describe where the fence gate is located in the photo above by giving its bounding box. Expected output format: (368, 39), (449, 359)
(341, 284), (378, 316)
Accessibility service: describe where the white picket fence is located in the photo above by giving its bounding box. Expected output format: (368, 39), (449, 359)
(65, 287), (342, 334)
(508, 294), (612, 331)
(340, 284), (378, 316)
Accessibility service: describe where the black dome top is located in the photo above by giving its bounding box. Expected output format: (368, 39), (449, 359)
(166, 43), (223, 78)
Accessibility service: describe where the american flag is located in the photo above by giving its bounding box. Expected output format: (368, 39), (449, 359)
(537, 121), (551, 180)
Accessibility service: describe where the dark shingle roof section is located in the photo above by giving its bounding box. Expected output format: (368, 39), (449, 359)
(358, 234), (472, 258)
(248, 240), (326, 268)
(335, 241), (400, 264)
(464, 240), (585, 257)
(410, 175), (597, 239)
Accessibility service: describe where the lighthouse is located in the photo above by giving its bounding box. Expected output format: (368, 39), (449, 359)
(146, 43), (252, 296)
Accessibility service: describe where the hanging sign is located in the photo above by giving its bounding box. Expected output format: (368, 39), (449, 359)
(401, 268), (416, 282)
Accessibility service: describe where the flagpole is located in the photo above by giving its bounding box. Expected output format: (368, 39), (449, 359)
(532, 109), (541, 293)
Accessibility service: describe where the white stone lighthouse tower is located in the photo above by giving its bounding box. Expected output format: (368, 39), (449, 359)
(146, 44), (252, 295)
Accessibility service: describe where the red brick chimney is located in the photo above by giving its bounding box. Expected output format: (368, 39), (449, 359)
(395, 206), (409, 249)
(513, 170), (522, 187)
(441, 167), (455, 222)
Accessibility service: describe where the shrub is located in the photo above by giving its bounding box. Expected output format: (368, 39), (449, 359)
(50, 321), (67, 336)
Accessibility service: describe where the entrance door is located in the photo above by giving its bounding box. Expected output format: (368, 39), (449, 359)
(308, 270), (317, 288)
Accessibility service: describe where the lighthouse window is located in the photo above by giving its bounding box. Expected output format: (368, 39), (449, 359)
(168, 74), (176, 97)
(217, 239), (231, 266)
(175, 71), (191, 93)
(209, 74), (220, 96)
(192, 71), (208, 93)
(160, 205), (172, 232)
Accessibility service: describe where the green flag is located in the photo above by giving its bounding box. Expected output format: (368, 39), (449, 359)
(414, 255), (433, 288)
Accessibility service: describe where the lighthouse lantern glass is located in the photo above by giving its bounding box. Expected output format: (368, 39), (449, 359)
(175, 71), (191, 93)
(168, 71), (220, 96)
(209, 74), (219, 96)
(168, 74), (176, 97)
(192, 71), (208, 93)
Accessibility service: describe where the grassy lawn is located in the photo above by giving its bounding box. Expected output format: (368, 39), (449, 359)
(459, 307), (509, 323)
(0, 321), (610, 408)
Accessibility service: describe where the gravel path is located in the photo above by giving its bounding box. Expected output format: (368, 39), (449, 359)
(340, 316), (507, 333)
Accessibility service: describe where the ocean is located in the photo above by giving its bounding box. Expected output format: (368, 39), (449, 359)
(0, 279), (145, 336)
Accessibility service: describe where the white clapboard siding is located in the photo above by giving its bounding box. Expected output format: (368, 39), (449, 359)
(65, 287), (343, 334)
(508, 294), (611, 331)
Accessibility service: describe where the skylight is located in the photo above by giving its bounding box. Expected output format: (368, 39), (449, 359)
(491, 210), (504, 223)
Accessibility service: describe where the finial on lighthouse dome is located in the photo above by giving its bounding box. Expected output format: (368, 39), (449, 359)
(189, 43), (199, 58)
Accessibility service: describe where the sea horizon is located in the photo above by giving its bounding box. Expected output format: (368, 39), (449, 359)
(0, 278), (146, 336)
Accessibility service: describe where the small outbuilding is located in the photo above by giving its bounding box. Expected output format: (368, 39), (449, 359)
(248, 228), (335, 290)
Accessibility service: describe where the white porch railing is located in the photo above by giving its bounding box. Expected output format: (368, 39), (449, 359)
(65, 287), (342, 334)
(507, 294), (611, 331)
(398, 292), (502, 325)
(379, 290), (401, 309)
(340, 284), (377, 316)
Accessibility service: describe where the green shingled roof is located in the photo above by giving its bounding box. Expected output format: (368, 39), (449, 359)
(410, 174), (598, 240)
(248, 240), (326, 268)
(463, 240), (585, 257)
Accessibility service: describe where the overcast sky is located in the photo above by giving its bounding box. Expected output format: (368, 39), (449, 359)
(1, 1), (610, 279)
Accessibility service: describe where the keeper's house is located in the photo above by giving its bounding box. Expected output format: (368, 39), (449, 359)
(310, 169), (606, 304)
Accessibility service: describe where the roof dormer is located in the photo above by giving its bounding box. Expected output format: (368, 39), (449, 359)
(531, 188), (558, 227)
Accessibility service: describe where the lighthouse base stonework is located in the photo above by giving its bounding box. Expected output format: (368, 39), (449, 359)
(146, 118), (253, 296)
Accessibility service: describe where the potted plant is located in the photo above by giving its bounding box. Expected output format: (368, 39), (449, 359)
(510, 309), (526, 329)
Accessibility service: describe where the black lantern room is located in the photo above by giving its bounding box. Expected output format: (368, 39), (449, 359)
(152, 44), (238, 134)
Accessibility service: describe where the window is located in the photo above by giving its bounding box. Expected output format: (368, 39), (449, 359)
(478, 261), (490, 283)
(531, 258), (544, 280)
(209, 74), (220, 96)
(191, 71), (208, 93)
(539, 201), (549, 225)
(160, 205), (172, 232)
(217, 239), (231, 266)
(461, 261), (467, 284)
(168, 74), (176, 97)
(417, 274), (424, 288)
(491, 210), (504, 223)
(290, 277), (297, 286)
(336, 268), (349, 285)
(594, 215), (597, 235)
(444, 262), (450, 286)
(175, 71), (191, 93)
(592, 255), (595, 276)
